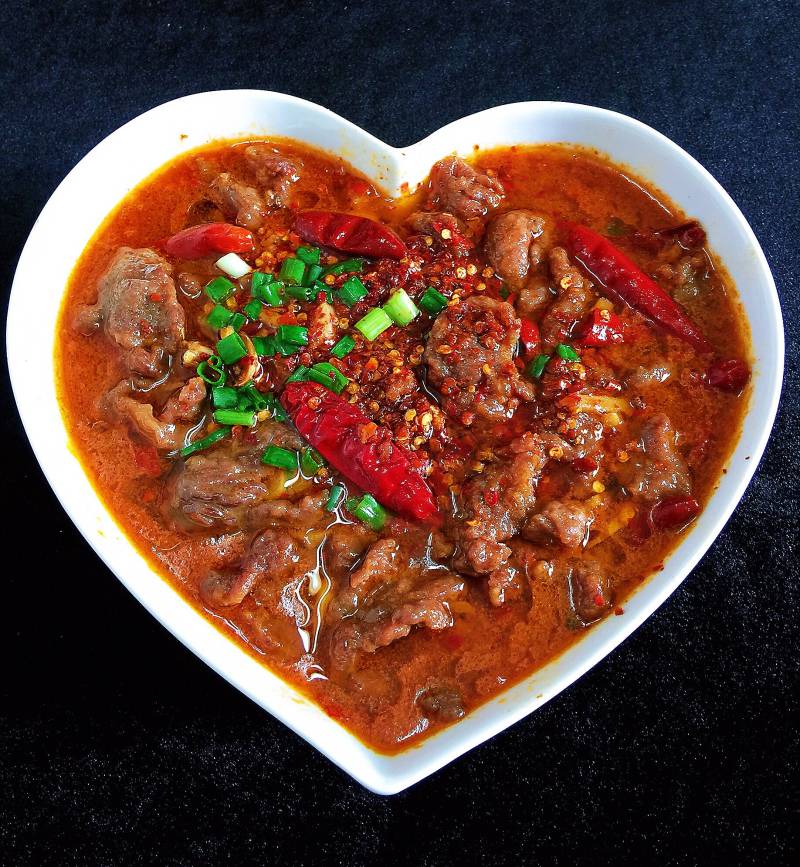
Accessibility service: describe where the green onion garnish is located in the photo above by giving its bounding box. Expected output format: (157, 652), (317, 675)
(354, 307), (392, 341)
(211, 385), (239, 409)
(300, 447), (324, 477)
(285, 365), (310, 383)
(205, 276), (235, 303)
(179, 426), (231, 458)
(337, 276), (369, 307)
(285, 285), (316, 302)
(308, 362), (349, 394)
(349, 493), (388, 530)
(216, 332), (248, 365)
(252, 335), (277, 357)
(279, 257), (306, 285)
(207, 304), (234, 330)
(229, 312), (246, 331)
(196, 355), (226, 386)
(330, 335), (355, 358)
(418, 286), (448, 315)
(322, 258), (364, 277)
(325, 484), (345, 511)
(296, 246), (321, 265)
(243, 298), (262, 320)
(382, 288), (420, 326)
(252, 272), (283, 306)
(556, 343), (581, 361)
(527, 354), (550, 379)
(277, 324), (309, 347)
(261, 445), (298, 471)
(238, 383), (268, 411)
(213, 409), (255, 427)
(303, 264), (323, 286)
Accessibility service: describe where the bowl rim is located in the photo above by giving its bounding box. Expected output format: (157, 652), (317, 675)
(6, 91), (784, 794)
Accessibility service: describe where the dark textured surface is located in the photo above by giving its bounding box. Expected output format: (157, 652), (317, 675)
(1, 0), (798, 863)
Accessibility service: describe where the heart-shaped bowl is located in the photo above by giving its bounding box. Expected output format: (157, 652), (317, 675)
(7, 91), (783, 794)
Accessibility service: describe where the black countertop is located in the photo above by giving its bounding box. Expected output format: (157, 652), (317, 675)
(2, 1), (797, 863)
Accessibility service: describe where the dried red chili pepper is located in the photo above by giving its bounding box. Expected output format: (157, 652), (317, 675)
(562, 222), (712, 353)
(575, 307), (625, 347)
(650, 496), (701, 530)
(705, 358), (751, 393)
(280, 381), (439, 523)
(294, 210), (406, 259)
(160, 222), (254, 259)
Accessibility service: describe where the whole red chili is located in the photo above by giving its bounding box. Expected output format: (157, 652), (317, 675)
(650, 496), (701, 530)
(160, 222), (254, 259)
(705, 358), (750, 393)
(562, 221), (712, 353)
(294, 211), (406, 259)
(575, 307), (625, 347)
(280, 381), (439, 523)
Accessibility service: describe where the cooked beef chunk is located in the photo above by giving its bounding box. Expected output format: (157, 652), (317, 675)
(200, 528), (304, 608)
(349, 539), (400, 592)
(517, 282), (553, 317)
(406, 211), (466, 236)
(384, 367), (418, 404)
(426, 156), (504, 221)
(450, 433), (548, 578)
(104, 377), (206, 452)
(328, 573), (464, 668)
(176, 272), (204, 299)
(208, 172), (266, 230)
(523, 499), (594, 548)
(417, 685), (465, 722)
(534, 557), (610, 624)
(322, 523), (375, 579)
(75, 247), (185, 379)
(424, 296), (534, 422)
(627, 413), (691, 502)
(484, 210), (551, 290)
(243, 145), (300, 207)
(539, 246), (593, 350)
(166, 422), (303, 530)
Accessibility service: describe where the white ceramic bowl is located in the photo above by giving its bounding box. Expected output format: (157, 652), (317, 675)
(7, 91), (783, 794)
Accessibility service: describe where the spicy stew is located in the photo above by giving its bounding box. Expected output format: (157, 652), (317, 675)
(56, 140), (750, 752)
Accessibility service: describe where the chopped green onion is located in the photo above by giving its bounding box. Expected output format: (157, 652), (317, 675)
(179, 426), (231, 458)
(606, 217), (627, 237)
(252, 273), (283, 306)
(243, 298), (262, 320)
(350, 493), (388, 530)
(285, 285), (316, 302)
(527, 354), (550, 379)
(308, 362), (349, 394)
(277, 324), (309, 347)
(263, 393), (288, 422)
(216, 252), (251, 279)
(322, 258), (364, 277)
(382, 288), (420, 326)
(296, 246), (321, 265)
(229, 312), (246, 331)
(418, 286), (448, 315)
(354, 307), (392, 341)
(261, 445), (298, 471)
(216, 332), (248, 365)
(325, 484), (345, 512)
(275, 338), (299, 356)
(303, 264), (323, 285)
(337, 276), (369, 307)
(279, 257), (306, 285)
(238, 383), (268, 411)
(330, 335), (355, 358)
(252, 335), (277, 357)
(285, 365), (310, 383)
(213, 409), (255, 426)
(207, 304), (234, 329)
(300, 447), (324, 476)
(205, 276), (235, 303)
(556, 343), (581, 361)
(211, 385), (239, 409)
(196, 355), (227, 386)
